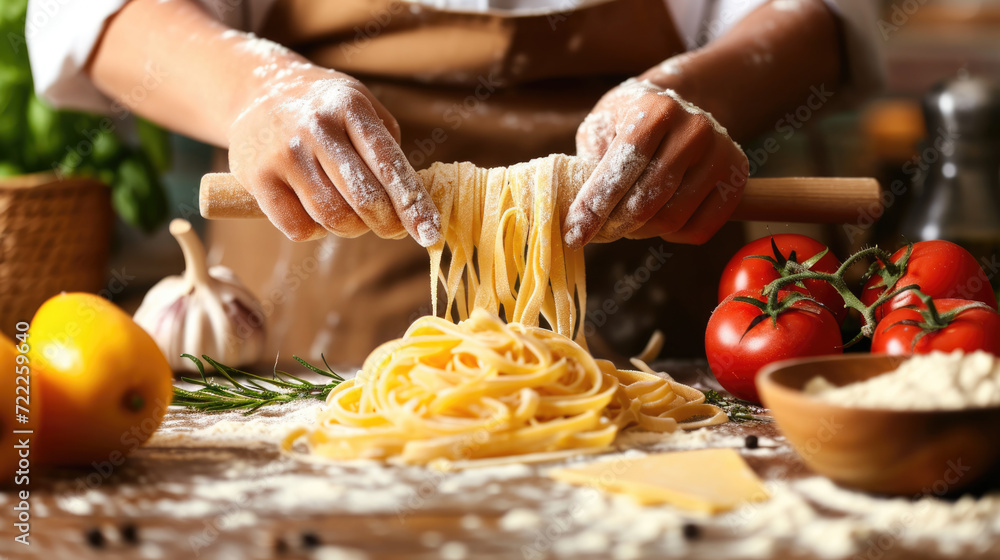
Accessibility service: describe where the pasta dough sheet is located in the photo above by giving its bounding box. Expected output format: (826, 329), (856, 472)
(548, 449), (769, 513)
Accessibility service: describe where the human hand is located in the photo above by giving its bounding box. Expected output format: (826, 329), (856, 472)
(566, 79), (749, 247)
(227, 67), (441, 245)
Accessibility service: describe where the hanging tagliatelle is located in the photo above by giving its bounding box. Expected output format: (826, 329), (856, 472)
(421, 155), (593, 345)
(289, 155), (727, 465)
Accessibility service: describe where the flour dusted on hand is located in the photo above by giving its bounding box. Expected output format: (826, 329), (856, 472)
(805, 351), (1000, 410)
(225, 60), (441, 246)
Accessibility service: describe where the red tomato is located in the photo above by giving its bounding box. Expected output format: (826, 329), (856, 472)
(862, 241), (996, 323)
(706, 290), (843, 403)
(871, 298), (1000, 356)
(718, 234), (846, 324)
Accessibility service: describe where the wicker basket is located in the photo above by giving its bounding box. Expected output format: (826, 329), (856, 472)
(0, 173), (113, 336)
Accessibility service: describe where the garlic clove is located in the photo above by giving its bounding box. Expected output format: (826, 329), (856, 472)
(134, 219), (267, 372)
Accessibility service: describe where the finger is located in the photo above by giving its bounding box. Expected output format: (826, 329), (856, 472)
(563, 104), (668, 248)
(310, 127), (406, 239)
(594, 120), (710, 242)
(590, 155), (676, 243)
(342, 94), (442, 247)
(628, 159), (718, 239)
(659, 166), (746, 245)
(242, 170), (327, 242)
(285, 149), (370, 239)
(363, 89), (403, 145)
(648, 140), (748, 243)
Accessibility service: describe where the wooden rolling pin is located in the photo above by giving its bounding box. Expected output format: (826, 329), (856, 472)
(199, 173), (881, 225)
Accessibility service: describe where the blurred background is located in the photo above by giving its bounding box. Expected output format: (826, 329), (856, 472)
(747, 0), (1000, 319)
(743, 0), (1000, 295)
(2, 0), (999, 359)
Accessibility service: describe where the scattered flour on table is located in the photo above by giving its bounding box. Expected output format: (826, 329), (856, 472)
(459, 514), (483, 530)
(41, 380), (1000, 559)
(314, 546), (369, 560)
(420, 531), (444, 547)
(504, 475), (1000, 559)
(440, 541), (469, 560)
(148, 397), (325, 448)
(806, 351), (1000, 409)
(500, 509), (543, 531)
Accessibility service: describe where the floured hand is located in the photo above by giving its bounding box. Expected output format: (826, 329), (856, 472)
(227, 67), (441, 245)
(567, 79), (749, 246)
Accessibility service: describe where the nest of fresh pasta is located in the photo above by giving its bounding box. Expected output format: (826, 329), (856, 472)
(288, 155), (726, 465)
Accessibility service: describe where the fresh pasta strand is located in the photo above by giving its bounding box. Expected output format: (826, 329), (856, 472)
(421, 155), (591, 345)
(293, 311), (725, 464)
(290, 154), (726, 464)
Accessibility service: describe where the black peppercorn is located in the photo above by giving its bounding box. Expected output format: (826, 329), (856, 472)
(301, 531), (321, 548)
(120, 523), (139, 545)
(84, 528), (105, 548)
(745, 435), (759, 449)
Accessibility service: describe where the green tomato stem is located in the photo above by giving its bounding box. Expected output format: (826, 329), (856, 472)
(761, 245), (916, 339)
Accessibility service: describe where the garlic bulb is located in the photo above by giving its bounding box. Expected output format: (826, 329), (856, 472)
(135, 219), (266, 372)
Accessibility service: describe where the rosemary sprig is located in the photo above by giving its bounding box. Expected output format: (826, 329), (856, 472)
(703, 389), (765, 423)
(171, 354), (344, 414)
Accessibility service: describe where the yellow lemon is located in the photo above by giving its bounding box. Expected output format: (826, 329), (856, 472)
(28, 293), (173, 467)
(1, 332), (39, 486)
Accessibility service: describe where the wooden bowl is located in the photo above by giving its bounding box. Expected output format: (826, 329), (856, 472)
(756, 354), (1000, 495)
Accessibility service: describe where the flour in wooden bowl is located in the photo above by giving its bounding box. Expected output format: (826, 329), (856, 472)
(805, 351), (1000, 410)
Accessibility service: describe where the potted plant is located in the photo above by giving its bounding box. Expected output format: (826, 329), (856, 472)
(0, 0), (171, 334)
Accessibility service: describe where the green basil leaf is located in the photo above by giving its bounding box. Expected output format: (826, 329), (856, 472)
(0, 1), (29, 70)
(0, 84), (28, 163)
(91, 127), (125, 167)
(112, 157), (168, 233)
(25, 94), (67, 165)
(135, 117), (172, 173)
(0, 161), (23, 177)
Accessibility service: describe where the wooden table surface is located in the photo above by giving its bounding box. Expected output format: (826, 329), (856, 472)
(2, 361), (997, 560)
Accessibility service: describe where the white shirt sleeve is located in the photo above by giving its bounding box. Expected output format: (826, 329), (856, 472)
(665, 0), (885, 107)
(27, 0), (128, 112)
(26, 0), (278, 112)
(666, 0), (769, 50)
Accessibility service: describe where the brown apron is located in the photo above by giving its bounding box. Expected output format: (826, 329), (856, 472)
(209, 0), (736, 369)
